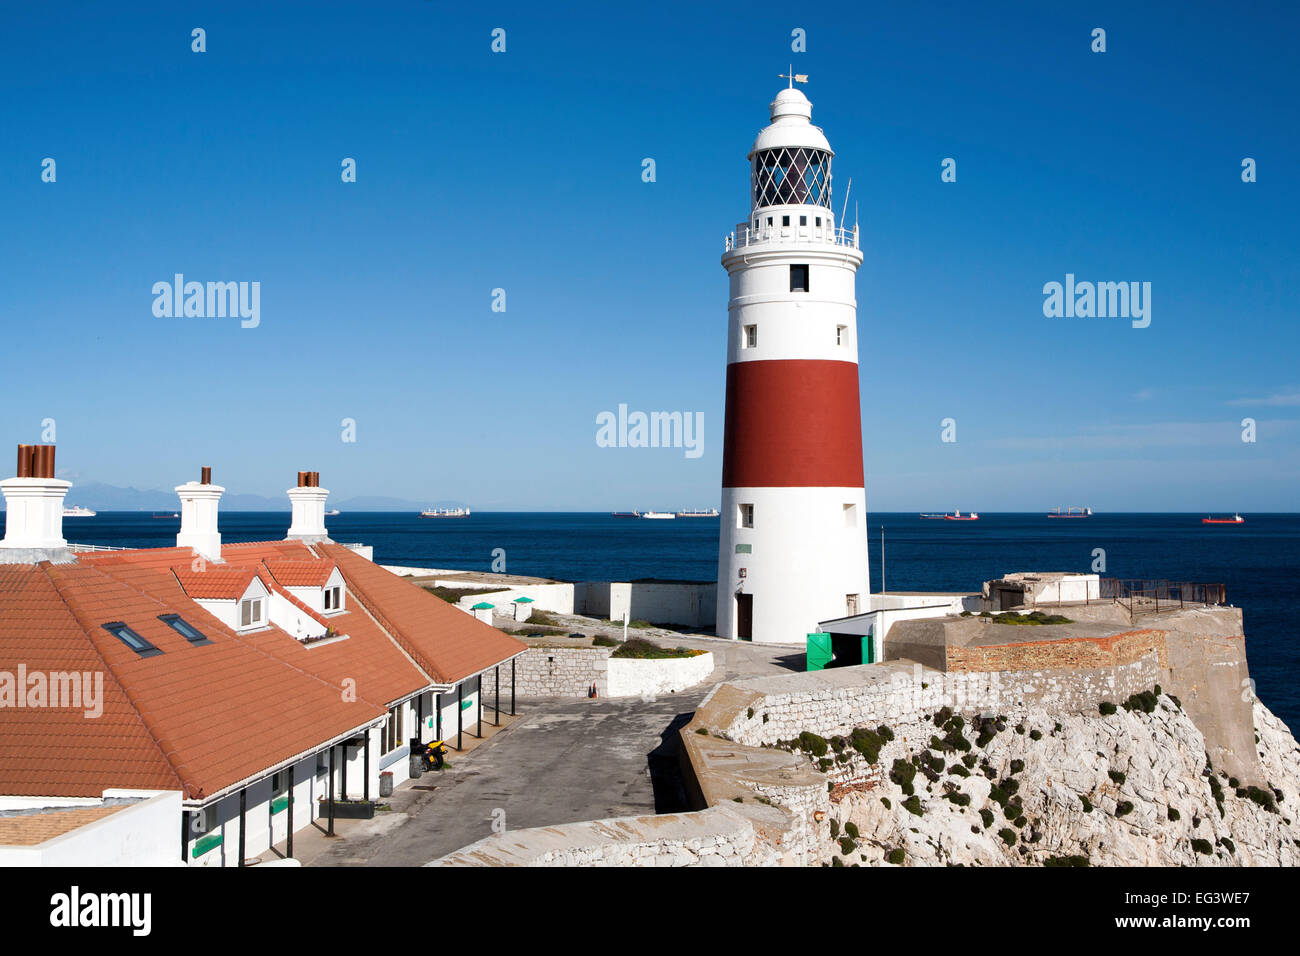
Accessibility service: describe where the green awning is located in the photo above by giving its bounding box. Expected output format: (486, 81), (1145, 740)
(512, 596), (535, 603)
(471, 602), (495, 610)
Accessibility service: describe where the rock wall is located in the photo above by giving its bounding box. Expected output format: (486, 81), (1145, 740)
(509, 646), (611, 698)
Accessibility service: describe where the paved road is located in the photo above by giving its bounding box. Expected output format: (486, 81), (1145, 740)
(306, 631), (802, 866)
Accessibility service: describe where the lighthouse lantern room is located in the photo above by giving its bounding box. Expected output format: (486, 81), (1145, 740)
(716, 82), (869, 644)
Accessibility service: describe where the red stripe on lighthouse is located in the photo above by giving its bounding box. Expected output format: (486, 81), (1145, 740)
(721, 359), (865, 488)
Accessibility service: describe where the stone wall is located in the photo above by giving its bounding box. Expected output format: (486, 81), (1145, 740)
(428, 803), (788, 867)
(945, 628), (1167, 672)
(509, 646), (611, 698)
(710, 654), (1164, 749)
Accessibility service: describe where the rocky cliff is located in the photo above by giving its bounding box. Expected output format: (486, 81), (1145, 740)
(811, 692), (1300, 866)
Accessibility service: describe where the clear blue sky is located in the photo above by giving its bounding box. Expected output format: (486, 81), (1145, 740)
(2, 0), (1296, 511)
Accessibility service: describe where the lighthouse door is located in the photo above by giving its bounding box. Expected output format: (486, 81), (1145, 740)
(736, 594), (753, 641)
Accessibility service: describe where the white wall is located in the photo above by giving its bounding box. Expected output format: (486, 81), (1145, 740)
(578, 581), (717, 628)
(0, 790), (182, 867)
(606, 652), (714, 698)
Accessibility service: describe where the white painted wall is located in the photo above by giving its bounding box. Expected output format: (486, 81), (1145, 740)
(577, 581), (717, 628)
(606, 652), (714, 698)
(717, 486), (869, 644)
(0, 791), (182, 867)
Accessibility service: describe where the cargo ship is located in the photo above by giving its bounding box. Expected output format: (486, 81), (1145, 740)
(944, 510), (979, 521)
(639, 511), (675, 519)
(676, 508), (719, 517)
(62, 506), (96, 517)
(1047, 507), (1092, 518)
(1202, 514), (1244, 524)
(420, 507), (470, 518)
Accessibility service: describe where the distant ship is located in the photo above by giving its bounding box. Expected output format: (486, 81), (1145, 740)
(612, 511), (640, 517)
(944, 510), (979, 521)
(675, 508), (719, 517)
(62, 506), (96, 517)
(639, 511), (675, 520)
(420, 507), (470, 518)
(919, 513), (946, 519)
(326, 509), (340, 516)
(152, 512), (179, 519)
(1047, 507), (1092, 518)
(1202, 514), (1244, 524)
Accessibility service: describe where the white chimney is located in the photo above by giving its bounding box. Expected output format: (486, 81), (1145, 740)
(0, 444), (75, 564)
(176, 465), (223, 562)
(286, 471), (331, 542)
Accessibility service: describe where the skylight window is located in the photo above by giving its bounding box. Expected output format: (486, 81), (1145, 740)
(102, 621), (163, 658)
(159, 613), (212, 646)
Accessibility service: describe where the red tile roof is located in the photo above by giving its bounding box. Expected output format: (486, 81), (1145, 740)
(262, 559), (337, 588)
(317, 543), (527, 685)
(171, 565), (261, 600)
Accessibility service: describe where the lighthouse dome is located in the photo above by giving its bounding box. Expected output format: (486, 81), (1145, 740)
(749, 87), (832, 157)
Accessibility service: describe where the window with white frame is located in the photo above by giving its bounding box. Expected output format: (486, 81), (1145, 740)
(239, 596), (264, 628)
(381, 704), (405, 755)
(743, 324), (758, 349)
(836, 324), (848, 346)
(323, 585), (343, 611)
(739, 503), (754, 529)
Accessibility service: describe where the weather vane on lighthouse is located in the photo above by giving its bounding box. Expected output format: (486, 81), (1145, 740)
(778, 66), (809, 88)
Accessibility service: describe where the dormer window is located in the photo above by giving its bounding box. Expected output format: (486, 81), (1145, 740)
(239, 597), (264, 628)
(323, 585), (343, 612)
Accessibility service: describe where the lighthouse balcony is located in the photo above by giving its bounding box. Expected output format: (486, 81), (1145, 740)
(725, 221), (859, 252)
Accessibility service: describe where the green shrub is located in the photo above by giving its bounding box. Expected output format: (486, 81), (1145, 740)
(887, 848), (905, 865)
(1115, 801), (1134, 817)
(1099, 702), (1117, 716)
(962, 754), (978, 769)
(591, 635), (619, 647)
(979, 808), (994, 828)
(881, 797), (892, 810)
(1191, 838), (1213, 856)
(890, 759), (917, 796)
(1228, 777), (1240, 789)
(949, 764), (971, 778)
(903, 796), (923, 817)
(1122, 690), (1158, 714)
(844, 822), (859, 840)
(1167, 806), (1181, 821)
(1080, 795), (1093, 813)
(1043, 855), (1090, 867)
(1246, 786), (1277, 812)
(850, 727), (885, 763)
(831, 856), (843, 867)
(1009, 759), (1025, 775)
(944, 791), (972, 807)
(797, 731), (829, 757)
(817, 758), (833, 772)
(838, 837), (856, 855)
(611, 637), (699, 659)
(998, 828), (1017, 846)
(1218, 837), (1235, 853)
(829, 819), (840, 838)
(747, 708), (754, 719)
(1029, 729), (1042, 741)
(878, 724), (895, 742)
(1108, 770), (1127, 786)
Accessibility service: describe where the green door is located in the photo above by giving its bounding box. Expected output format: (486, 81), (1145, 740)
(806, 632), (833, 671)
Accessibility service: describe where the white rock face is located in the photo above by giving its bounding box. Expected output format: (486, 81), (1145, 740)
(819, 696), (1300, 866)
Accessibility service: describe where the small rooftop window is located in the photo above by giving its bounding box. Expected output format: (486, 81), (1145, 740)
(159, 613), (212, 646)
(102, 621), (163, 658)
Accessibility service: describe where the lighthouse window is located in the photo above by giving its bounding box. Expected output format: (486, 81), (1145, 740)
(743, 325), (757, 349)
(790, 264), (809, 292)
(816, 217), (822, 227)
(799, 216), (807, 226)
(836, 325), (847, 346)
(782, 215), (790, 227)
(739, 504), (754, 529)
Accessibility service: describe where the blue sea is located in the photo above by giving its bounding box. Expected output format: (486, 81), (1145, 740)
(34, 510), (1300, 730)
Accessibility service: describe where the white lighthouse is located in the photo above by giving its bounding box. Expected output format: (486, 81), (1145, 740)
(716, 83), (869, 644)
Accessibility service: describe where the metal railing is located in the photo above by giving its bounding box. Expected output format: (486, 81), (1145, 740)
(1100, 579), (1227, 619)
(725, 222), (859, 252)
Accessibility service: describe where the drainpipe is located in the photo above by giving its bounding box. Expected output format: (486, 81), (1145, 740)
(363, 733), (370, 802)
(238, 788), (246, 868)
(286, 765), (294, 859)
(457, 682), (463, 751)
(495, 667), (500, 726)
(435, 693), (442, 741)
(477, 675), (483, 738)
(511, 658), (516, 715)
(327, 746), (336, 836)
(340, 741), (348, 800)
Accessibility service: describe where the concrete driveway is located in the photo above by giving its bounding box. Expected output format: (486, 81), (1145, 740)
(304, 632), (802, 866)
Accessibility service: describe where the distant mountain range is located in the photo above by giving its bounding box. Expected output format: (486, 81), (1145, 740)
(6, 481), (467, 513)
